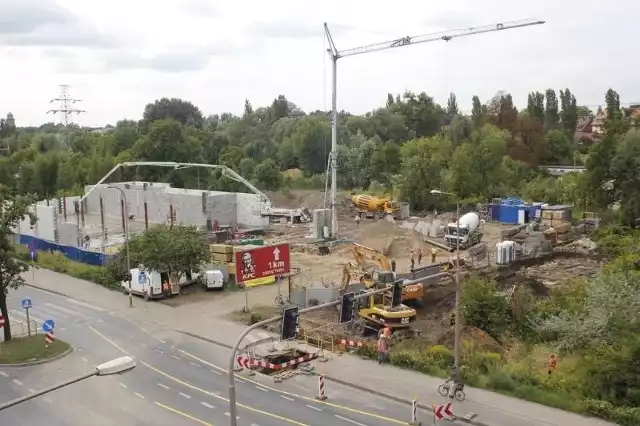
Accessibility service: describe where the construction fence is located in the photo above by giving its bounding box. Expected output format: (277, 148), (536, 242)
(19, 234), (113, 267)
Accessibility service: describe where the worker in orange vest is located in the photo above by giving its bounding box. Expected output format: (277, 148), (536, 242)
(162, 280), (170, 297)
(377, 327), (391, 364)
(547, 353), (557, 376)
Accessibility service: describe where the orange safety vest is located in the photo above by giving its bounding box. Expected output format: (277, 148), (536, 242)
(548, 356), (557, 370)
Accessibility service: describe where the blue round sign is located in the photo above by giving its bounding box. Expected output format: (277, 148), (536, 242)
(42, 319), (55, 333)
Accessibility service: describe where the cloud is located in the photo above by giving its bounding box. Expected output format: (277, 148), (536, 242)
(0, 0), (116, 48)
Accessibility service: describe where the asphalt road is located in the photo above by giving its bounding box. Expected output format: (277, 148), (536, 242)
(3, 286), (468, 426)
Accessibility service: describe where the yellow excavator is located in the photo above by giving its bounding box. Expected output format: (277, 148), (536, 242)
(341, 263), (417, 339)
(350, 243), (425, 308)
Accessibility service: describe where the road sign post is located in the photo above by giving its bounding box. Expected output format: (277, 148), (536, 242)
(42, 319), (55, 348)
(21, 299), (32, 336)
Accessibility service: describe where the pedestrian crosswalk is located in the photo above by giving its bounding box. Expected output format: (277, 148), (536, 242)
(6, 295), (107, 331)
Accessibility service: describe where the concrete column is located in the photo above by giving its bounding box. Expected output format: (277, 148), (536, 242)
(63, 196), (67, 221)
(120, 199), (126, 236)
(99, 196), (105, 237)
(169, 204), (174, 228)
(144, 201), (149, 230)
(80, 198), (85, 229)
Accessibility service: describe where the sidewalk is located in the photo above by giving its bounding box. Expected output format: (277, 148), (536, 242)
(23, 269), (617, 426)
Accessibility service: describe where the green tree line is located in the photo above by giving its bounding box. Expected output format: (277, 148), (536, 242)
(1, 88), (639, 219)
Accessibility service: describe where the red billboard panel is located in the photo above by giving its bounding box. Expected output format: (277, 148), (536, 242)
(234, 244), (291, 283)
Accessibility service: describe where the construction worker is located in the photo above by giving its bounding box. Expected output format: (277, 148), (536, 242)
(417, 247), (423, 264)
(377, 328), (389, 364)
(162, 280), (170, 298)
(431, 247), (437, 263)
(391, 259), (396, 273)
(355, 215), (360, 226)
(548, 353), (557, 376)
(410, 251), (415, 270)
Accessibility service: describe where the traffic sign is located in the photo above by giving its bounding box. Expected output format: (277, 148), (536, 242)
(138, 271), (147, 285)
(0, 313), (5, 329)
(21, 299), (32, 309)
(234, 244), (291, 283)
(435, 401), (453, 420)
(42, 319), (55, 333)
(29, 250), (36, 261)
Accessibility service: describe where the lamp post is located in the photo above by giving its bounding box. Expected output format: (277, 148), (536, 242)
(0, 356), (136, 411)
(431, 189), (461, 370)
(108, 185), (132, 308)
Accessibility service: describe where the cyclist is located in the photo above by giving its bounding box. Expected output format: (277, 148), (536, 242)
(445, 366), (464, 398)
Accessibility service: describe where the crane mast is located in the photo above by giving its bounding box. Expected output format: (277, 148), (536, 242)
(323, 18), (545, 237)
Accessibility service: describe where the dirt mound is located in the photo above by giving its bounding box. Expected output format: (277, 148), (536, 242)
(437, 326), (502, 353)
(265, 190), (327, 209)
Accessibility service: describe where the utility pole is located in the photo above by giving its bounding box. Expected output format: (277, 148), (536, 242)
(323, 19), (545, 238)
(47, 85), (86, 146)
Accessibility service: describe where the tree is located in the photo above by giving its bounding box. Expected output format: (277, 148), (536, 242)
(140, 98), (204, 132)
(471, 95), (486, 127)
(610, 129), (640, 226)
(526, 91), (545, 123)
(123, 225), (210, 283)
(544, 89), (560, 131)
(446, 93), (459, 116)
(461, 278), (511, 340)
(0, 188), (36, 341)
(559, 89), (578, 138)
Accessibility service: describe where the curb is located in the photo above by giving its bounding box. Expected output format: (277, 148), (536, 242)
(0, 346), (73, 368)
(25, 283), (75, 300)
(322, 374), (489, 426)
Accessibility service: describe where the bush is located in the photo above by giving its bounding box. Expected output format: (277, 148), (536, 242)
(15, 245), (118, 290)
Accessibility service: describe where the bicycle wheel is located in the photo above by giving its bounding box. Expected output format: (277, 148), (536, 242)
(454, 390), (466, 402)
(437, 384), (449, 397)
(274, 295), (283, 305)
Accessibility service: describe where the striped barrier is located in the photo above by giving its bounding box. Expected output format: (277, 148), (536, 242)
(235, 352), (318, 371)
(337, 338), (365, 348)
(316, 374), (327, 400)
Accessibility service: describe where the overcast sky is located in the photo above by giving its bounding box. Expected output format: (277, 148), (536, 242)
(0, 0), (637, 127)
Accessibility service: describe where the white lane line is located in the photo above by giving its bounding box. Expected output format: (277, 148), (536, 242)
(257, 332), (271, 339)
(158, 339), (166, 344)
(81, 357), (88, 363)
(28, 388), (36, 394)
(306, 404), (322, 411)
(246, 334), (257, 343)
(190, 362), (200, 367)
(236, 378), (245, 384)
(135, 392), (145, 399)
(158, 383), (170, 390)
(255, 386), (268, 392)
(10, 309), (43, 324)
(200, 401), (215, 409)
(171, 355), (181, 361)
(0, 371), (8, 377)
(66, 298), (105, 312)
(60, 328), (67, 331)
(77, 348), (83, 352)
(335, 415), (367, 426)
(11, 379), (23, 386)
(211, 369), (222, 375)
(280, 395), (295, 401)
(43, 397), (53, 404)
(224, 413), (240, 419)
(154, 349), (164, 355)
(179, 392), (191, 399)
(119, 382), (127, 389)
(45, 302), (84, 318)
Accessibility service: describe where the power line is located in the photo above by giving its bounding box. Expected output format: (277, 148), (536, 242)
(47, 84), (86, 128)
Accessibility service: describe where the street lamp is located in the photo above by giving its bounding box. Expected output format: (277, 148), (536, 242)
(430, 189), (461, 370)
(0, 356), (136, 411)
(108, 185), (132, 308)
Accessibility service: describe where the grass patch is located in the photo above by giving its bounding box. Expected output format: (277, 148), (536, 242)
(0, 335), (70, 365)
(14, 245), (118, 290)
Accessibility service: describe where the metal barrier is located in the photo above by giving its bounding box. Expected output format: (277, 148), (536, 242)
(299, 326), (336, 360)
(8, 320), (38, 338)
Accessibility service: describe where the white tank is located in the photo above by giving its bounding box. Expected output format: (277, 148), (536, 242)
(457, 212), (480, 233)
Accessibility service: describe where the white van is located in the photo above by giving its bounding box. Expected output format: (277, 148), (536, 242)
(201, 270), (224, 290)
(121, 268), (202, 298)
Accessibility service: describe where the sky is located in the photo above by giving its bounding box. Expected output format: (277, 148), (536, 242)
(0, 0), (638, 127)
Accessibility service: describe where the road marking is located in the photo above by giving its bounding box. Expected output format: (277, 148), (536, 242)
(236, 378), (245, 384)
(77, 348), (83, 352)
(66, 298), (105, 312)
(178, 349), (405, 424)
(28, 388), (36, 394)
(119, 382), (127, 389)
(158, 339), (167, 344)
(179, 392), (191, 399)
(335, 414), (368, 426)
(172, 355), (181, 361)
(190, 362), (200, 367)
(89, 325), (309, 426)
(257, 332), (271, 339)
(200, 401), (215, 409)
(306, 405), (322, 411)
(154, 401), (213, 426)
(10, 309), (43, 324)
(81, 357), (88, 363)
(158, 383), (170, 389)
(246, 334), (257, 342)
(0, 371), (8, 378)
(224, 413), (240, 419)
(135, 392), (145, 399)
(11, 379), (23, 386)
(45, 302), (85, 318)
(255, 386), (268, 392)
(211, 369), (222, 375)
(60, 328), (67, 331)
(280, 395), (295, 401)
(154, 349), (164, 355)
(43, 397), (53, 404)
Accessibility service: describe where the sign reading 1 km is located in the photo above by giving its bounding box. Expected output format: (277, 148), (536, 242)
(234, 244), (290, 283)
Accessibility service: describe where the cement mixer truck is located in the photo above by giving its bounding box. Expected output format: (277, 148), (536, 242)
(444, 212), (484, 249)
(350, 194), (408, 220)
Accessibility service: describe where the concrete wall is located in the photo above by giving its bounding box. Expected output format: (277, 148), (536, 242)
(57, 222), (79, 247)
(289, 286), (340, 308)
(235, 193), (268, 228)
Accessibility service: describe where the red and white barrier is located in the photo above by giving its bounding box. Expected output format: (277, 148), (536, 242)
(235, 352), (318, 372)
(337, 338), (364, 348)
(44, 331), (55, 348)
(316, 374), (327, 400)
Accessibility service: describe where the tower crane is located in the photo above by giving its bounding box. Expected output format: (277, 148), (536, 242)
(323, 18), (546, 237)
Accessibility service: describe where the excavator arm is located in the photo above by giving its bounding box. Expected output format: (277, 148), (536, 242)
(351, 243), (392, 270)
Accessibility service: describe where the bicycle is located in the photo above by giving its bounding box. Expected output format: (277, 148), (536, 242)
(274, 294), (288, 306)
(437, 381), (466, 402)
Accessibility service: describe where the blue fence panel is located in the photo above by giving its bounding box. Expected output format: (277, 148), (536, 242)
(18, 235), (113, 267)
